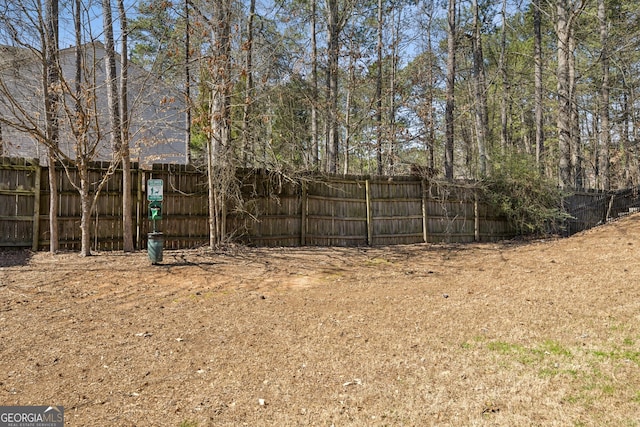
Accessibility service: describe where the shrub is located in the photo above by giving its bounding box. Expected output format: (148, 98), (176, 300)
(482, 154), (570, 236)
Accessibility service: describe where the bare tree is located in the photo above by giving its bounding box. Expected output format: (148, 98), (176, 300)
(117, 0), (134, 252)
(101, 0), (136, 254)
(0, 0), (61, 253)
(71, 0), (92, 256)
(206, 0), (232, 247)
(45, 0), (60, 253)
(102, 0), (122, 163)
(1, 0), (187, 254)
(0, 25), (122, 256)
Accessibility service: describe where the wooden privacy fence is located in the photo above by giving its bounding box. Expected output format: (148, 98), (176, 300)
(0, 157), (210, 250)
(0, 157), (519, 251)
(229, 171), (517, 246)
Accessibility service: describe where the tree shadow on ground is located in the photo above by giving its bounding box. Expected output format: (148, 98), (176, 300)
(0, 249), (33, 267)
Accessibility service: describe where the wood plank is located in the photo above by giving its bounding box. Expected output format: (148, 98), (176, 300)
(366, 179), (372, 245)
(32, 163), (41, 250)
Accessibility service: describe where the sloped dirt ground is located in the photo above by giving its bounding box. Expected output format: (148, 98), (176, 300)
(2, 215), (640, 426)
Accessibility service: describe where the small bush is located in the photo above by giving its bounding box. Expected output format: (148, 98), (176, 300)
(482, 154), (571, 236)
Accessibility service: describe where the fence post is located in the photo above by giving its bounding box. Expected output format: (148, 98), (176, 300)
(300, 182), (307, 246)
(365, 179), (373, 245)
(135, 167), (143, 249)
(31, 161), (42, 251)
(606, 195), (615, 222)
(474, 190), (480, 242)
(421, 179), (428, 243)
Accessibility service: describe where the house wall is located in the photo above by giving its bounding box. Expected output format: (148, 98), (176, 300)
(0, 43), (187, 166)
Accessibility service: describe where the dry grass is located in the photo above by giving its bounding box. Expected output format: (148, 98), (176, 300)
(2, 215), (640, 426)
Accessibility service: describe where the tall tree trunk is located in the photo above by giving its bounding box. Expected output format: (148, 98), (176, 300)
(569, 29), (582, 188)
(427, 64), (435, 171)
(556, 0), (572, 188)
(499, 0), (508, 155)
(472, 0), (488, 178)
(117, 0), (134, 252)
(388, 7), (399, 175)
(73, 0), (92, 255)
(102, 0), (125, 252)
(592, 111), (598, 188)
(326, 0), (340, 174)
(71, 0), (91, 255)
(631, 82), (639, 186)
(242, 0), (255, 167)
(557, 0), (587, 188)
(208, 0), (232, 247)
(534, 0), (544, 172)
(444, 0), (456, 180)
(423, 4), (435, 171)
(310, 0), (319, 169)
(344, 37), (355, 175)
(462, 122), (472, 173)
(45, 0), (59, 253)
(74, 0), (82, 106)
(622, 83), (632, 186)
(102, 0), (122, 158)
(79, 161), (92, 255)
(598, 0), (610, 190)
(375, 0), (384, 175)
(184, 0), (192, 165)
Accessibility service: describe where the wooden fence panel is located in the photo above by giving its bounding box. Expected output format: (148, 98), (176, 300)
(305, 180), (368, 246)
(227, 171), (303, 246)
(0, 157), (39, 248)
(141, 165), (210, 249)
(232, 195), (302, 247)
(370, 180), (424, 245)
(37, 162), (136, 251)
(476, 202), (516, 241)
(425, 199), (474, 243)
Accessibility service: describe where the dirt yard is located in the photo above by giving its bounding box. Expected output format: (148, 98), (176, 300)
(1, 215), (640, 426)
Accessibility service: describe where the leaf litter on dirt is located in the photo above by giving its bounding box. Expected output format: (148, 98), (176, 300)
(1, 215), (640, 425)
